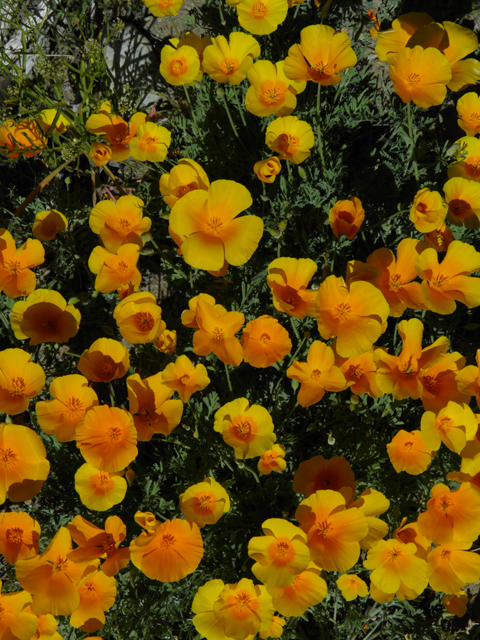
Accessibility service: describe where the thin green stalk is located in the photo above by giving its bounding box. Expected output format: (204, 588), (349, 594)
(168, 14), (181, 38)
(278, 401), (298, 429)
(293, 2), (301, 18)
(232, 87), (247, 127)
(103, 164), (127, 196)
(286, 160), (293, 182)
(184, 84), (200, 136)
(241, 463), (260, 484)
(109, 382), (116, 407)
(362, 209), (409, 233)
(221, 91), (250, 154)
(316, 83), (327, 172)
(407, 101), (420, 190)
(224, 362), (233, 393)
(290, 316), (300, 340)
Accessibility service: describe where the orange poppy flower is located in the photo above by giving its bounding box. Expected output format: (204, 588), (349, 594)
(0, 118), (47, 158)
(336, 574), (368, 601)
(179, 477), (230, 528)
(348, 488), (390, 551)
(332, 343), (383, 398)
(89, 141), (112, 167)
(67, 515), (130, 577)
(88, 243), (142, 294)
(168, 33), (212, 82)
(286, 341), (346, 407)
(161, 355), (210, 402)
(374, 318), (448, 400)
(153, 328), (176, 354)
(315, 276), (389, 358)
(193, 300), (244, 367)
(393, 517), (431, 560)
(329, 197), (365, 240)
(0, 587), (38, 640)
(0, 348), (45, 415)
(143, 0), (185, 17)
(367, 238), (425, 318)
(293, 455), (356, 497)
(443, 592), (468, 617)
(248, 518), (310, 587)
(419, 352), (469, 413)
(77, 338), (130, 383)
(448, 137), (480, 182)
(15, 527), (96, 615)
(386, 429), (435, 475)
(129, 122), (171, 162)
(424, 222), (454, 253)
(265, 116), (314, 164)
(447, 453), (480, 493)
(89, 195), (151, 253)
(295, 489), (368, 571)
(75, 464), (128, 511)
(364, 538), (428, 595)
(410, 188), (448, 233)
(259, 616), (285, 639)
(11, 289), (81, 346)
(0, 228), (45, 298)
(113, 292), (162, 344)
(160, 44), (200, 86)
(457, 92), (480, 136)
(127, 372), (183, 441)
(36, 374), (99, 442)
(36, 109), (70, 134)
(70, 569), (117, 632)
(169, 180), (263, 272)
(26, 608), (62, 640)
(181, 293), (227, 330)
(0, 511), (40, 564)
(258, 444), (287, 475)
(130, 515), (203, 582)
(32, 209), (68, 242)
(266, 563), (327, 617)
(192, 579), (229, 640)
(417, 483), (480, 545)
(284, 24), (357, 85)
(85, 103), (146, 162)
(427, 541), (480, 594)
(0, 423), (50, 505)
(421, 401), (477, 454)
(236, 0), (288, 36)
(160, 158), (210, 208)
(456, 348), (480, 410)
(266, 257), (317, 319)
(213, 578), (275, 639)
(76, 405), (138, 472)
(241, 315), (292, 368)
(415, 239), (480, 314)
(214, 397), (276, 459)
(389, 46), (452, 108)
(246, 60), (305, 118)
(254, 157), (282, 183)
(203, 33), (260, 85)
(444, 176), (480, 228)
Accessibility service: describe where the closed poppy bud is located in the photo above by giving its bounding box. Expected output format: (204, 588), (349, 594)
(32, 209), (68, 241)
(89, 141), (112, 167)
(254, 157), (282, 183)
(258, 444), (287, 475)
(329, 197), (365, 240)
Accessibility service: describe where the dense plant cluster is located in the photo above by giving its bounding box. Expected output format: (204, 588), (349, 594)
(1, 0), (480, 638)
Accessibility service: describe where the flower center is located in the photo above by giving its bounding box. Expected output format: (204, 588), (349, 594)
(422, 374), (438, 393)
(234, 419), (251, 439)
(161, 533), (176, 549)
(0, 448), (18, 469)
(212, 326), (225, 340)
(441, 548), (452, 561)
(136, 311), (155, 332)
(52, 555), (68, 572)
(260, 81), (287, 106)
(83, 579), (97, 595)
(65, 396), (83, 418)
(220, 58), (239, 74)
(400, 355), (418, 376)
(197, 493), (212, 510)
(438, 416), (453, 433)
(407, 73), (420, 86)
(449, 199), (471, 219)
(208, 216), (223, 233)
(108, 425), (123, 443)
(438, 495), (453, 513)
(335, 302), (351, 320)
(389, 273), (402, 291)
(403, 440), (414, 450)
(276, 540), (290, 557)
(9, 376), (26, 397)
(176, 183), (198, 198)
(252, 1), (267, 17)
(347, 364), (363, 380)
(387, 547), (403, 560)
(260, 333), (270, 346)
(118, 218), (131, 230)
(170, 58), (187, 76)
(311, 368), (322, 382)
(316, 519), (332, 538)
(6, 527), (23, 544)
(276, 133), (299, 156)
(235, 591), (253, 609)
(470, 111), (480, 122)
(116, 260), (130, 272)
(432, 273), (448, 289)
(97, 471), (111, 486)
(6, 259), (21, 276)
(180, 374), (190, 384)
(102, 359), (118, 379)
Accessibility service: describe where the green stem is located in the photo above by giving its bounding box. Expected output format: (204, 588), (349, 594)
(290, 316), (300, 341)
(184, 84), (200, 136)
(224, 362), (233, 393)
(407, 101), (420, 190)
(103, 164), (127, 196)
(362, 209), (409, 233)
(316, 83), (326, 172)
(278, 401), (298, 429)
(241, 463), (260, 484)
(286, 160), (293, 182)
(221, 92), (250, 154)
(168, 14), (181, 38)
(232, 87), (247, 127)
(109, 382), (116, 407)
(293, 2), (301, 18)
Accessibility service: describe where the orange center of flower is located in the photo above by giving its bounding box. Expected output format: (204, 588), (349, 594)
(234, 419), (252, 439)
(231, 590), (257, 619)
(212, 326), (225, 340)
(422, 374), (438, 394)
(161, 533), (176, 549)
(400, 355), (418, 376)
(260, 81), (287, 106)
(220, 58), (240, 75)
(207, 216), (224, 233)
(108, 425), (123, 443)
(441, 548), (452, 561)
(102, 536), (116, 555)
(65, 396), (83, 418)
(403, 440), (414, 450)
(83, 579), (97, 595)
(136, 312), (155, 332)
(170, 58), (188, 77)
(276, 540), (290, 557)
(252, 1), (267, 17)
(0, 448), (18, 469)
(470, 112), (480, 122)
(260, 333), (271, 346)
(276, 133), (299, 156)
(387, 547), (403, 561)
(118, 218), (131, 230)
(180, 374), (190, 384)
(116, 260), (130, 272)
(5, 258), (21, 276)
(438, 495), (453, 514)
(8, 376), (26, 397)
(177, 183), (198, 198)
(335, 302), (351, 321)
(389, 273), (403, 291)
(96, 471), (112, 486)
(347, 364), (363, 380)
(101, 358), (118, 380)
(195, 492), (216, 512)
(449, 199), (471, 220)
(52, 555), (69, 572)
(311, 368), (322, 382)
(5, 527), (23, 544)
(438, 416), (453, 433)
(316, 519), (333, 538)
(407, 73), (420, 86)
(432, 273), (448, 288)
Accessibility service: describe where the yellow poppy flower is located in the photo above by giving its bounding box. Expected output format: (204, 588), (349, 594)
(265, 116), (314, 164)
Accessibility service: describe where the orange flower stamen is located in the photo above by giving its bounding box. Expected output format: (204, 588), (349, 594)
(9, 376), (26, 397)
(0, 448), (18, 468)
(252, 1), (267, 17)
(6, 527), (23, 543)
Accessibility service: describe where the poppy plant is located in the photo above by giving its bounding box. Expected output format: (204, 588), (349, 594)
(181, 293), (227, 330)
(284, 24), (357, 85)
(153, 328), (176, 354)
(0, 511), (40, 564)
(214, 397), (276, 459)
(192, 579), (228, 640)
(347, 488), (390, 551)
(168, 33), (212, 82)
(89, 195), (151, 253)
(444, 176), (480, 228)
(415, 239), (480, 314)
(266, 563), (327, 617)
(113, 292), (163, 344)
(410, 188), (448, 233)
(75, 464), (128, 512)
(265, 116), (314, 164)
(89, 141), (112, 166)
(393, 518), (431, 560)
(0, 585), (38, 640)
(160, 158), (210, 208)
(241, 315), (292, 368)
(0, 228), (45, 298)
(88, 243), (142, 294)
(85, 103), (147, 162)
(32, 209), (68, 242)
(179, 477), (230, 528)
(161, 355), (210, 402)
(248, 518), (310, 587)
(258, 444), (287, 475)
(203, 33), (261, 85)
(329, 197), (365, 240)
(169, 179), (263, 272)
(36, 374), (99, 442)
(129, 122), (171, 162)
(423, 222), (453, 253)
(0, 118), (47, 158)
(70, 569), (117, 632)
(192, 299), (244, 366)
(418, 351), (468, 412)
(160, 45), (201, 86)
(246, 60), (305, 118)
(143, 0), (185, 17)
(37, 108), (71, 134)
(332, 343), (383, 398)
(427, 541), (480, 594)
(266, 257), (317, 318)
(286, 341), (346, 407)
(0, 348), (45, 415)
(387, 429), (435, 475)
(456, 348), (480, 410)
(130, 515), (203, 582)
(77, 338), (130, 383)
(76, 405), (138, 472)
(457, 92), (480, 137)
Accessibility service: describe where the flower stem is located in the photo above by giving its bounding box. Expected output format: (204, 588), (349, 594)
(221, 92), (250, 154)
(362, 209), (410, 233)
(108, 382), (116, 407)
(232, 87), (247, 127)
(290, 316), (300, 340)
(183, 85), (200, 136)
(224, 362), (233, 393)
(286, 159), (293, 182)
(103, 164), (128, 196)
(316, 83), (327, 172)
(168, 15), (181, 38)
(407, 101), (420, 190)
